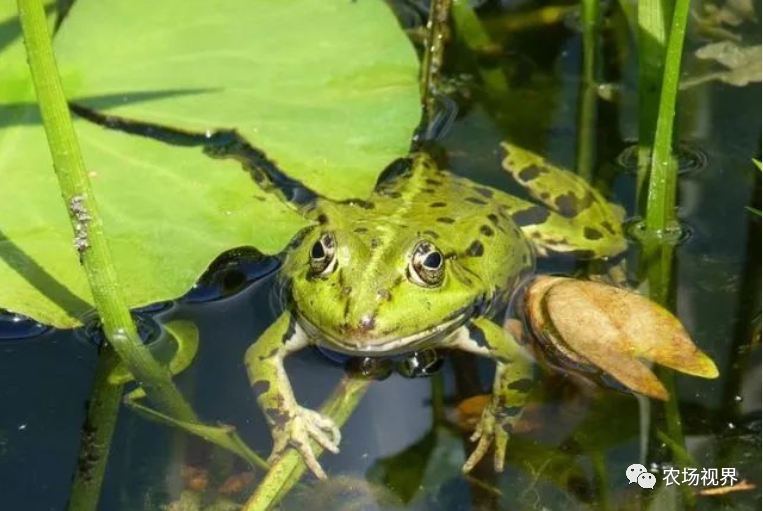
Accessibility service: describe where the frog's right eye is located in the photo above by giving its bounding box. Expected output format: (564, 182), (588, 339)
(309, 232), (337, 276)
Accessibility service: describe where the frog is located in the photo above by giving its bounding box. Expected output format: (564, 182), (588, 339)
(245, 142), (628, 479)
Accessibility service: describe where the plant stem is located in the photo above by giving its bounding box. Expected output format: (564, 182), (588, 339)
(636, 0), (669, 203)
(17, 0), (202, 508)
(645, 0), (691, 235)
(576, 0), (601, 182)
(420, 0), (453, 125)
(451, 0), (508, 95)
(243, 377), (371, 511)
(66, 343), (123, 511)
(17, 0), (196, 421)
(638, 1), (694, 508)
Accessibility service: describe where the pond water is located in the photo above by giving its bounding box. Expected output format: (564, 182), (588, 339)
(0, 1), (761, 510)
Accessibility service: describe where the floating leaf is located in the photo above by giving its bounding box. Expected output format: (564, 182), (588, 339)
(524, 276), (719, 400)
(0, 0), (420, 327)
(0, 117), (308, 327)
(54, 0), (420, 201)
(682, 41), (762, 89)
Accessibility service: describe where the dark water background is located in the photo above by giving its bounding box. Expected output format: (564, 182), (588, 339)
(0, 1), (761, 510)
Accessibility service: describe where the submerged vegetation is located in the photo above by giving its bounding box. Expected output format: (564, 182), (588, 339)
(1, 0), (760, 510)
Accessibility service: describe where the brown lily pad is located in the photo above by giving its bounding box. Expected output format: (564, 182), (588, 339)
(524, 276), (719, 400)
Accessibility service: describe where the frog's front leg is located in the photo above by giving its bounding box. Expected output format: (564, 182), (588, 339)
(450, 317), (534, 473)
(245, 312), (340, 479)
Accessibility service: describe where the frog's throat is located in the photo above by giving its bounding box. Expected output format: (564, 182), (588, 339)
(295, 311), (469, 356)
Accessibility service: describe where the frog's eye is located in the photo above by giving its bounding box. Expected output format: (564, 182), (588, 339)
(309, 232), (337, 276)
(409, 241), (444, 287)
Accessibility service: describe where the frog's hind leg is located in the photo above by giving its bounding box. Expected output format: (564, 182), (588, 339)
(450, 318), (535, 473)
(497, 142), (627, 259)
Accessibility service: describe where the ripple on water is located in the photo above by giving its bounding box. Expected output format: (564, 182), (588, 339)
(616, 141), (708, 176)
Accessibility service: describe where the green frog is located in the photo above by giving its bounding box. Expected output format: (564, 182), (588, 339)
(245, 142), (628, 479)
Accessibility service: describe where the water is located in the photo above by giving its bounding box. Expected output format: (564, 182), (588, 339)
(0, 1), (761, 510)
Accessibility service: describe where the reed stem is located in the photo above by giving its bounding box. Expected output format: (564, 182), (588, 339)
(576, 0), (601, 182)
(16, 0), (196, 423)
(636, 0), (669, 202)
(420, 0), (453, 125)
(66, 343), (123, 511)
(243, 377), (371, 511)
(451, 0), (509, 95)
(645, 0), (691, 235)
(16, 0), (201, 508)
(637, 0), (695, 508)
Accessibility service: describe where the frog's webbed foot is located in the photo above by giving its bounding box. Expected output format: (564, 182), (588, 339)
(268, 406), (340, 479)
(463, 401), (515, 473)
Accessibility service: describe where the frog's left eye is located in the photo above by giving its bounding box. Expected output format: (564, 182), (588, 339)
(409, 241), (445, 287)
(309, 232), (337, 276)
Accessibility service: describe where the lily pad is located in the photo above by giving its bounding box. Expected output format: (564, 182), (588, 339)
(0, 0), (420, 328)
(54, 0), (421, 200)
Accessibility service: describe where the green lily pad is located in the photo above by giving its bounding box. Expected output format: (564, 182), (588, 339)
(55, 0), (421, 200)
(0, 0), (420, 328)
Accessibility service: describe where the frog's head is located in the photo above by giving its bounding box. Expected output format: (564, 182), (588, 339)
(282, 226), (483, 355)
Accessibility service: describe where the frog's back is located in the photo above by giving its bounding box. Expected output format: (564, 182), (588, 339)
(306, 154), (534, 301)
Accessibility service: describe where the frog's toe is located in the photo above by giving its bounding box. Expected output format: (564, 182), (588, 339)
(291, 437), (328, 480)
(267, 407), (341, 479)
(463, 431), (491, 473)
(462, 407), (510, 473)
(493, 428), (509, 472)
(300, 407), (341, 454)
(468, 415), (485, 443)
(268, 429), (327, 479)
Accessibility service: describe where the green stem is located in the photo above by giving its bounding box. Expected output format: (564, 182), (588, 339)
(656, 371), (697, 510)
(243, 377), (371, 511)
(636, 0), (669, 203)
(451, 0), (508, 95)
(576, 0), (601, 182)
(66, 343), (123, 511)
(645, 0), (691, 235)
(16, 0), (196, 421)
(591, 450), (610, 511)
(420, 0), (453, 125)
(17, 2), (203, 507)
(639, 2), (693, 509)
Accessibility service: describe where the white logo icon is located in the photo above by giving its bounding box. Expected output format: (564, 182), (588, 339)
(638, 472), (657, 489)
(626, 464), (648, 484)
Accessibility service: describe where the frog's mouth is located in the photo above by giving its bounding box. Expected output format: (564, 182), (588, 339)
(296, 310), (470, 356)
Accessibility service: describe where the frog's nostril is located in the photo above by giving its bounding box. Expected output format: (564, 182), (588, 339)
(358, 314), (376, 333)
